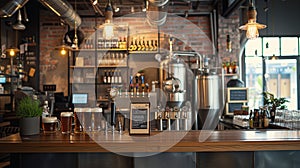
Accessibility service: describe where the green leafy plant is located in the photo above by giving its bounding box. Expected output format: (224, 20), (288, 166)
(16, 96), (43, 118)
(263, 91), (289, 111)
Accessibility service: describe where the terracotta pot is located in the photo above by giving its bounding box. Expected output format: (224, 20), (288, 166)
(20, 116), (41, 135)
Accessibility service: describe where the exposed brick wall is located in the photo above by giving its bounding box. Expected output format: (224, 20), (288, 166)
(39, 6), (241, 93)
(218, 10), (240, 64)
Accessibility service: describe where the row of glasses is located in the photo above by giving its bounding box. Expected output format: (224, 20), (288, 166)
(275, 109), (300, 129)
(74, 107), (125, 134)
(74, 107), (107, 133)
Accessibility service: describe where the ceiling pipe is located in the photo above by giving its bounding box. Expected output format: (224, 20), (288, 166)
(0, 0), (29, 17)
(39, 0), (82, 28)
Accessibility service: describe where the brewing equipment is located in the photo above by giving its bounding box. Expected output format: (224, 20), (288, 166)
(159, 38), (187, 108)
(154, 37), (224, 131)
(195, 58), (224, 130)
(154, 38), (193, 131)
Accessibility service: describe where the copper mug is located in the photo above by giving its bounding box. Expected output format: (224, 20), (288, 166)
(42, 117), (60, 134)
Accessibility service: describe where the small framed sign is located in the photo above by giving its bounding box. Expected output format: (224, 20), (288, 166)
(227, 87), (248, 103)
(226, 102), (245, 115)
(129, 102), (150, 135)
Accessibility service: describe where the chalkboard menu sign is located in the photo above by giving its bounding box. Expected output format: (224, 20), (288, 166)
(226, 102), (245, 115)
(129, 102), (150, 135)
(227, 87), (248, 102)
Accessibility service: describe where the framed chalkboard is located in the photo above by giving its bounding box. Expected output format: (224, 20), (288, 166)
(129, 102), (150, 135)
(227, 87), (248, 103)
(226, 102), (245, 115)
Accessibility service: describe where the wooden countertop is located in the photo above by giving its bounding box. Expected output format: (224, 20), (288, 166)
(1, 130), (300, 153)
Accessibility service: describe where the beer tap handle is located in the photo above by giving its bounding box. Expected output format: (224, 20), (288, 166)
(111, 101), (116, 127)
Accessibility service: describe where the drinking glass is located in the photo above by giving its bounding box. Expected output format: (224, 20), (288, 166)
(60, 112), (73, 134)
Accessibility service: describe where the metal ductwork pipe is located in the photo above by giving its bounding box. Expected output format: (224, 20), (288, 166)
(147, 0), (169, 26)
(39, 0), (81, 28)
(0, 0), (29, 17)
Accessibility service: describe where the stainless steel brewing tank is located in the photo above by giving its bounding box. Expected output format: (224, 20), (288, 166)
(195, 71), (223, 129)
(159, 57), (187, 104)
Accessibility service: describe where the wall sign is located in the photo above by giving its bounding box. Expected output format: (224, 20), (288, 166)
(226, 102), (245, 115)
(227, 87), (248, 103)
(129, 102), (150, 135)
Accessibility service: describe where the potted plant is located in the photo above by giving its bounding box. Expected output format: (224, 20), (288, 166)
(16, 96), (43, 135)
(263, 91), (289, 122)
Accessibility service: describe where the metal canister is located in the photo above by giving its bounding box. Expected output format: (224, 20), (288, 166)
(195, 70), (223, 129)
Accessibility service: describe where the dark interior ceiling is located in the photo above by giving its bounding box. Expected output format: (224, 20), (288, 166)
(67, 0), (217, 17)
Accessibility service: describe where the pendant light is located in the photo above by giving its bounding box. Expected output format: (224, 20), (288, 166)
(71, 0), (79, 49)
(13, 10), (26, 31)
(103, 0), (114, 39)
(239, 0), (266, 39)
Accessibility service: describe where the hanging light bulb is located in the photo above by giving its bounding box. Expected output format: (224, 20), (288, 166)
(6, 48), (20, 57)
(239, 1), (266, 39)
(103, 0), (114, 39)
(13, 10), (26, 31)
(55, 30), (71, 56)
(71, 21), (79, 50)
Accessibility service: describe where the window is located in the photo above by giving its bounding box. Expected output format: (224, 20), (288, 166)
(281, 37), (298, 56)
(263, 37), (280, 56)
(244, 36), (299, 110)
(245, 38), (262, 56)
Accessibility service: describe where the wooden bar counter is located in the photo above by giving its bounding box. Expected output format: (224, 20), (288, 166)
(1, 130), (300, 153)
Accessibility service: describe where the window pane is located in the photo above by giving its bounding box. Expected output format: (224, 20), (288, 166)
(263, 37), (280, 56)
(281, 37), (298, 56)
(245, 57), (263, 109)
(265, 59), (297, 110)
(245, 38), (262, 56)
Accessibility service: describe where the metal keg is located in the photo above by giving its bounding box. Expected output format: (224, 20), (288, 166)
(195, 69), (223, 129)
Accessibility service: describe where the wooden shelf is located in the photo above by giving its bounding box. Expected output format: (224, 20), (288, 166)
(72, 49), (127, 52)
(70, 66), (95, 68)
(128, 51), (158, 54)
(97, 65), (127, 68)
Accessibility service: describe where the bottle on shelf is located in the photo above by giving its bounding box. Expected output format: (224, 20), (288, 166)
(129, 75), (134, 96)
(129, 38), (137, 51)
(111, 53), (116, 65)
(111, 70), (115, 84)
(140, 37), (145, 51)
(148, 40), (153, 51)
(107, 70), (111, 84)
(103, 70), (107, 83)
(135, 76), (139, 96)
(258, 110), (262, 128)
(263, 109), (269, 128)
(141, 74), (145, 96)
(114, 70), (118, 84)
(118, 70), (122, 84)
(137, 38), (142, 51)
(249, 110), (253, 129)
(153, 40), (158, 51)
